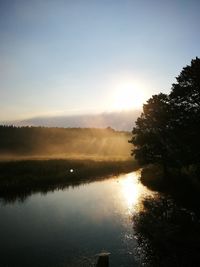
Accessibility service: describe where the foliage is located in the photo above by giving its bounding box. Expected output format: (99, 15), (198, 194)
(169, 57), (200, 164)
(130, 57), (200, 167)
(130, 93), (172, 165)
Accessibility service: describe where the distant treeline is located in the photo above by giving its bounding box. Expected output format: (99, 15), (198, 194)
(0, 126), (132, 159)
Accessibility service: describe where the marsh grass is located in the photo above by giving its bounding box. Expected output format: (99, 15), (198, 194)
(0, 159), (138, 203)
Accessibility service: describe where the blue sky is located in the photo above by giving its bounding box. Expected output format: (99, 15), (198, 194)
(0, 0), (200, 121)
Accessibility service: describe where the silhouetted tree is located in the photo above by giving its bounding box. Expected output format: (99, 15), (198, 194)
(130, 93), (174, 166)
(130, 57), (200, 167)
(169, 57), (200, 164)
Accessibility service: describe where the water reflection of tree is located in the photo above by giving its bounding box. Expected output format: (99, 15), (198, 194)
(0, 178), (108, 204)
(133, 195), (200, 267)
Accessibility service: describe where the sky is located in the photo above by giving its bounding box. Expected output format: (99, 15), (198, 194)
(0, 0), (200, 121)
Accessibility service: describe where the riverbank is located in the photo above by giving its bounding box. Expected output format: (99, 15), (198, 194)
(139, 164), (200, 211)
(0, 158), (138, 203)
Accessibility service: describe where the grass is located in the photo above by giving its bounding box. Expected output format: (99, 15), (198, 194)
(0, 158), (138, 203)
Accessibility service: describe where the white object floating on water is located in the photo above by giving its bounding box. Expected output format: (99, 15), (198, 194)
(70, 169), (74, 173)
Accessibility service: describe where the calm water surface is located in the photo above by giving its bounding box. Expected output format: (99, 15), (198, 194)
(0, 172), (151, 267)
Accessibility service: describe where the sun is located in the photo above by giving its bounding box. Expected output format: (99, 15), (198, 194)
(112, 82), (146, 110)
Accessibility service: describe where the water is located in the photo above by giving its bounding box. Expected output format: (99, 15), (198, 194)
(0, 172), (151, 267)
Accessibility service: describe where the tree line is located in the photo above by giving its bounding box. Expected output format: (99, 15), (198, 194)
(0, 126), (131, 159)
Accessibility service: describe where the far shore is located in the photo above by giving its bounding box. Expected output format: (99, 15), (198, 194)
(0, 158), (138, 203)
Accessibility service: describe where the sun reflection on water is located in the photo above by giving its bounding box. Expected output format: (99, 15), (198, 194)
(119, 172), (149, 214)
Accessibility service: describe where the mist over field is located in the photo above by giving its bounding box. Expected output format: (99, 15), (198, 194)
(0, 126), (132, 160)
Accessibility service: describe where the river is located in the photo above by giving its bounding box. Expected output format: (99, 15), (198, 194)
(0, 171), (152, 267)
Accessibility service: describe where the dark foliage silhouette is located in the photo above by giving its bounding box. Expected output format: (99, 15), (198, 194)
(130, 57), (200, 168)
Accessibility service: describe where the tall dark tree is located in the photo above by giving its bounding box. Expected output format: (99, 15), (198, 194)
(169, 57), (200, 164)
(129, 93), (173, 166)
(130, 57), (200, 167)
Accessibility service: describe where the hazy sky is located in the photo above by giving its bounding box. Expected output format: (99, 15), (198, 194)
(0, 0), (200, 121)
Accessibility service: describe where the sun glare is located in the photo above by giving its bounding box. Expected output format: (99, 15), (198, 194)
(118, 172), (153, 214)
(112, 81), (146, 110)
(120, 173), (142, 213)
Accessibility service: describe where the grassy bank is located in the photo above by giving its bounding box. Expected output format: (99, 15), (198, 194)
(0, 159), (138, 203)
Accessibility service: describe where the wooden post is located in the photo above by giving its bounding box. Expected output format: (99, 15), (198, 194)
(96, 252), (110, 267)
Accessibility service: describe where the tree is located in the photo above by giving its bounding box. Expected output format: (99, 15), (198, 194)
(169, 57), (200, 164)
(130, 57), (200, 167)
(129, 93), (174, 166)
